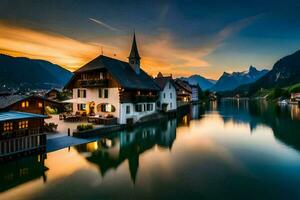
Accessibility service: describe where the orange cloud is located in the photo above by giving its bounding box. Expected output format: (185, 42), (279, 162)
(0, 21), (213, 77)
(0, 15), (261, 79)
(0, 21), (100, 70)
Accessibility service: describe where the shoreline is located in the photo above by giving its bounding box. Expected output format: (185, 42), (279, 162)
(46, 104), (192, 153)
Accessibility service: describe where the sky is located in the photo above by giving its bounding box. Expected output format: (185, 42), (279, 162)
(0, 0), (300, 80)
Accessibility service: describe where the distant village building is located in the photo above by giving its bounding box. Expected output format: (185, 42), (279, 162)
(154, 73), (177, 112)
(45, 88), (61, 100)
(0, 111), (47, 161)
(190, 84), (201, 102)
(0, 88), (13, 97)
(291, 93), (300, 102)
(65, 33), (160, 124)
(174, 79), (192, 103)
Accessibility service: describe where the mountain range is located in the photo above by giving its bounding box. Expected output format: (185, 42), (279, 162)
(180, 75), (216, 90)
(0, 54), (73, 89)
(221, 49), (300, 97)
(247, 50), (300, 94)
(181, 66), (268, 91)
(211, 66), (269, 92)
(1, 48), (299, 95)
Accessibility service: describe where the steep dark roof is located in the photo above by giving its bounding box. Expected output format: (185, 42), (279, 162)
(128, 33), (140, 59)
(73, 55), (159, 91)
(154, 76), (176, 90)
(175, 79), (192, 93)
(0, 95), (28, 109)
(0, 95), (60, 110)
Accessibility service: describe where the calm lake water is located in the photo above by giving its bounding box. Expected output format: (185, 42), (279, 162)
(1, 100), (300, 200)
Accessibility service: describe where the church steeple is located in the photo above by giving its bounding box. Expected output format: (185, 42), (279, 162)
(128, 32), (141, 74)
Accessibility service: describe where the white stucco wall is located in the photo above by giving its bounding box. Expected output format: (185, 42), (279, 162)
(72, 88), (157, 124)
(119, 102), (156, 124)
(157, 82), (177, 111)
(72, 87), (120, 119)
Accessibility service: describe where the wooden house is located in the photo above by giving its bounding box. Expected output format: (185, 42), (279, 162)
(0, 95), (62, 115)
(174, 79), (192, 103)
(0, 111), (47, 161)
(45, 88), (61, 100)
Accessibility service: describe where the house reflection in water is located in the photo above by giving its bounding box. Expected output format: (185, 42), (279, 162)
(76, 119), (177, 183)
(0, 154), (47, 193)
(291, 105), (300, 120)
(190, 104), (205, 120)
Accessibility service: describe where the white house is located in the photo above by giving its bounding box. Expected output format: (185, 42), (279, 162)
(65, 33), (160, 124)
(154, 73), (177, 112)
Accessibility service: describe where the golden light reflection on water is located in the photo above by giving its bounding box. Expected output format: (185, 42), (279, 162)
(1, 104), (300, 199)
(291, 105), (300, 120)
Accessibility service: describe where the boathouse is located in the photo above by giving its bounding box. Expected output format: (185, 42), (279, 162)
(0, 111), (47, 161)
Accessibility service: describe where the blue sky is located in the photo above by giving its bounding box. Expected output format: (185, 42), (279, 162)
(0, 0), (300, 79)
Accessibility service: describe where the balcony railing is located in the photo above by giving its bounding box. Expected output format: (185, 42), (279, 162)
(78, 79), (108, 87)
(120, 94), (158, 103)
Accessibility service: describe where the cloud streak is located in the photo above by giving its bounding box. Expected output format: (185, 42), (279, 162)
(89, 18), (120, 32)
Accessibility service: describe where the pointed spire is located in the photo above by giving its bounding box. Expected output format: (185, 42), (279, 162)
(128, 31), (141, 74)
(128, 31), (141, 60)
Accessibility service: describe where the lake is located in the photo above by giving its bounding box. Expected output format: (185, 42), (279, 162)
(1, 100), (300, 200)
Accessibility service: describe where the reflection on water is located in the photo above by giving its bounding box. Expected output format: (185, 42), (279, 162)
(1, 101), (300, 199)
(218, 100), (300, 151)
(76, 119), (177, 183)
(0, 154), (47, 193)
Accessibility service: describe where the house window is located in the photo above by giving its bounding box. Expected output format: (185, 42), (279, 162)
(78, 89), (86, 98)
(3, 122), (13, 132)
(144, 104), (146, 111)
(156, 101), (161, 107)
(163, 93), (166, 99)
(99, 89), (108, 98)
(38, 102), (43, 108)
(98, 89), (102, 98)
(21, 101), (29, 108)
(77, 104), (86, 111)
(98, 104), (116, 112)
(126, 105), (130, 114)
(170, 93), (172, 99)
(104, 89), (109, 98)
(18, 120), (28, 129)
(135, 104), (142, 112)
(147, 104), (153, 111)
